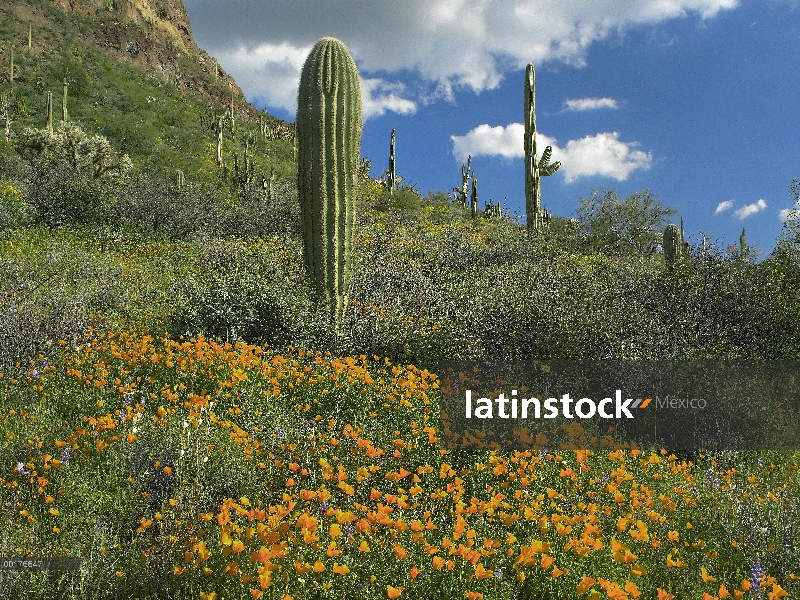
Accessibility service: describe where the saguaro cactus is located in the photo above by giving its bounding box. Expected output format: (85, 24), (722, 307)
(470, 176), (478, 218)
(387, 128), (396, 194)
(524, 63), (560, 235)
(455, 155), (471, 208)
(45, 91), (53, 132)
(296, 36), (363, 332)
(62, 79), (68, 122)
(215, 114), (223, 165)
(175, 169), (185, 191)
(663, 223), (682, 268)
(740, 227), (749, 259)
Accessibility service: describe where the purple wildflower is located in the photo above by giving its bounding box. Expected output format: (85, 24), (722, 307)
(60, 448), (71, 466)
(16, 462), (30, 475)
(750, 561), (764, 591)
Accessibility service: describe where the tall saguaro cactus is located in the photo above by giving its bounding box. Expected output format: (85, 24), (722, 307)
(740, 227), (749, 260)
(62, 79), (68, 122)
(663, 223), (682, 268)
(470, 175), (478, 218)
(297, 37), (363, 332)
(524, 63), (560, 235)
(45, 91), (53, 132)
(387, 128), (396, 194)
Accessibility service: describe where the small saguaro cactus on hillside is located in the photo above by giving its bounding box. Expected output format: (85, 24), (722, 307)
(9, 45), (14, 91)
(663, 223), (682, 268)
(524, 63), (560, 235)
(45, 91), (53, 132)
(62, 79), (68, 122)
(297, 36), (363, 332)
(740, 227), (749, 259)
(470, 175), (478, 218)
(387, 128), (396, 194)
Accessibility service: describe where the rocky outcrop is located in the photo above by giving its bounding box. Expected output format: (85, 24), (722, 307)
(11, 0), (248, 111)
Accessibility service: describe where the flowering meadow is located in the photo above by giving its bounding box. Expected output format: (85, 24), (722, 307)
(2, 194), (800, 599)
(1, 327), (799, 599)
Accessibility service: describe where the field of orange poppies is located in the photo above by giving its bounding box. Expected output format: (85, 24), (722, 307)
(2, 205), (800, 599)
(2, 323), (799, 599)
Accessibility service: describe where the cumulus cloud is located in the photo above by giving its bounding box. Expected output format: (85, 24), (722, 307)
(218, 44), (417, 119)
(715, 200), (734, 213)
(451, 124), (525, 162)
(558, 132), (652, 182)
(734, 199), (767, 219)
(564, 97), (619, 111)
(450, 126), (651, 182)
(361, 79), (417, 119)
(779, 208), (797, 221)
(215, 43), (311, 114)
(184, 0), (739, 113)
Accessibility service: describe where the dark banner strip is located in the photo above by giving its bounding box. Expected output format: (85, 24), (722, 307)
(439, 361), (800, 452)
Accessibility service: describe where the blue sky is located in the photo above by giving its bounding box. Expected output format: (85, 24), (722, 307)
(183, 0), (800, 257)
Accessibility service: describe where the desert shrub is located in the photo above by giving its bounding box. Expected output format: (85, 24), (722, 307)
(0, 180), (34, 229)
(166, 235), (313, 349)
(16, 122), (132, 227)
(0, 228), (119, 368)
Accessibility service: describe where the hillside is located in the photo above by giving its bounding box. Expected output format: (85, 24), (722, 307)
(0, 0), (294, 190)
(1, 0), (799, 369)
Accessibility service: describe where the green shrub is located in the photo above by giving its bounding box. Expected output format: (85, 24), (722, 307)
(0, 180), (33, 229)
(16, 122), (132, 227)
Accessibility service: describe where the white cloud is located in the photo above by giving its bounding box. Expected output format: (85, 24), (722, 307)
(734, 198), (767, 219)
(215, 43), (311, 114)
(218, 44), (416, 119)
(564, 97), (619, 111)
(558, 132), (652, 182)
(715, 200), (734, 213)
(779, 208), (797, 222)
(185, 0), (740, 113)
(451, 123), (525, 162)
(450, 126), (651, 182)
(361, 79), (417, 120)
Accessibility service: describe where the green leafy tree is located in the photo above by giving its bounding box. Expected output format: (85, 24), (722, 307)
(16, 121), (132, 226)
(775, 178), (800, 259)
(576, 187), (677, 256)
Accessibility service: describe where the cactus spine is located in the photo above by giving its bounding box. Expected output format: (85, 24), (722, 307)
(524, 63), (560, 235)
(45, 91), (52, 132)
(663, 223), (682, 268)
(387, 128), (396, 194)
(296, 37), (362, 332)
